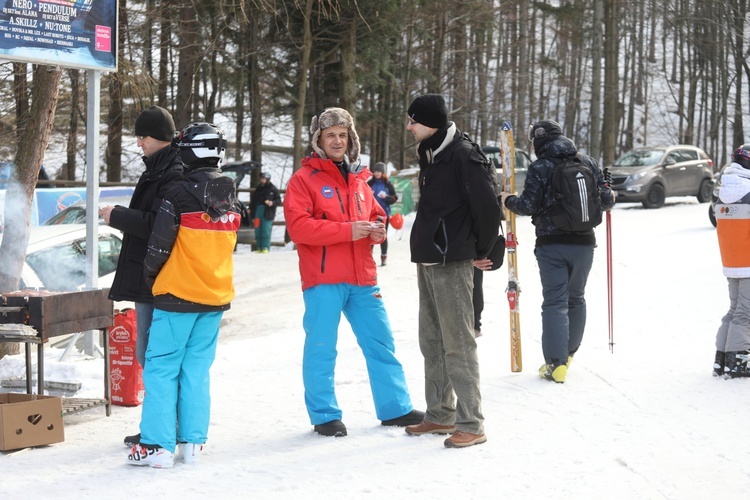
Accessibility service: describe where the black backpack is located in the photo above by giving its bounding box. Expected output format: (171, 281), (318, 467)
(547, 155), (602, 232)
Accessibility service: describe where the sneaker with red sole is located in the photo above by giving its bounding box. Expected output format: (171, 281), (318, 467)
(444, 430), (487, 448)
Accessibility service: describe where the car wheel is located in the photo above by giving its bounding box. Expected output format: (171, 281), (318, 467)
(642, 184), (665, 209)
(709, 204), (717, 227)
(697, 179), (712, 203)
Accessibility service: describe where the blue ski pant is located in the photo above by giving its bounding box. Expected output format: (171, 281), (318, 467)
(139, 309), (223, 452)
(535, 243), (595, 365)
(302, 283), (413, 424)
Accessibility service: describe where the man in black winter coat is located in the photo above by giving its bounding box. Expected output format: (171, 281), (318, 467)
(101, 105), (183, 371)
(403, 93), (501, 449)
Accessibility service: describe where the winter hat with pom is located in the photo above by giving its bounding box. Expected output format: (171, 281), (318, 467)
(528, 119), (563, 153)
(310, 107), (360, 163)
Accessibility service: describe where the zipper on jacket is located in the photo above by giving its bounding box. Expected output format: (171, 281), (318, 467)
(354, 189), (364, 216)
(334, 187), (346, 214)
(320, 213), (327, 273)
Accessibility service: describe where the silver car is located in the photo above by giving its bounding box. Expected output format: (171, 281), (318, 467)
(608, 145), (714, 209)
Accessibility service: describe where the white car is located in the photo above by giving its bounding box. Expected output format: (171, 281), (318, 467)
(41, 196), (133, 226)
(20, 224), (123, 291)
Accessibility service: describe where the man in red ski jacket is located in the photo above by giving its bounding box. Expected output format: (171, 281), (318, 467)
(284, 107), (423, 437)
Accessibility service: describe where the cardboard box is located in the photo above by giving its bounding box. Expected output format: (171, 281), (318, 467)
(0, 393), (64, 450)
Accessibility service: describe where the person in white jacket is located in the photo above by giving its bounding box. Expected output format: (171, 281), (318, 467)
(714, 144), (750, 378)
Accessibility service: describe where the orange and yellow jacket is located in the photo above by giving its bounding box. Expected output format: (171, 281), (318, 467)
(144, 167), (241, 311)
(716, 163), (750, 278)
(284, 154), (385, 291)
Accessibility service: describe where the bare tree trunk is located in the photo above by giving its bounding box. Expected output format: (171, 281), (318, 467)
(0, 66), (62, 359)
(602, 0), (620, 166)
(65, 69), (80, 181)
(106, 0), (127, 182)
(250, 9), (263, 164)
(590, 0), (603, 161)
(175, 1), (198, 126)
(292, 0), (314, 173)
(157, 0), (171, 108)
(13, 63), (29, 143)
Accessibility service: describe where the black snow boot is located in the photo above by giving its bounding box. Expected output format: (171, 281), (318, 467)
(380, 409), (425, 427)
(724, 351), (750, 379)
(713, 351), (725, 377)
(314, 419), (347, 437)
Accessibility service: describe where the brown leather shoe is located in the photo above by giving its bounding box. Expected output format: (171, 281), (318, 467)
(443, 430), (487, 448)
(405, 420), (456, 436)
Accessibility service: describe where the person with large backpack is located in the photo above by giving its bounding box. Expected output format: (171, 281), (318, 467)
(501, 120), (615, 384)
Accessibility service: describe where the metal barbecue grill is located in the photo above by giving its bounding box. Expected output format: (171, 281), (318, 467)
(0, 288), (113, 416)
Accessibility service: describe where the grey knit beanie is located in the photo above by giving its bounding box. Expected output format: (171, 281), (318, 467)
(309, 107), (360, 163)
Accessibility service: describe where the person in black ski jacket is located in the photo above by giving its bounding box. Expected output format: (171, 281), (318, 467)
(126, 122), (240, 469)
(101, 105), (183, 370)
(502, 119), (615, 383)
(404, 93), (501, 449)
(248, 172), (282, 253)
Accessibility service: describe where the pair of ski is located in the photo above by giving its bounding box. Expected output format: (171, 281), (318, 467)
(498, 121), (614, 374)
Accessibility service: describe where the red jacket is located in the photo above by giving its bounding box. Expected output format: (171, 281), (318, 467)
(284, 154), (386, 290)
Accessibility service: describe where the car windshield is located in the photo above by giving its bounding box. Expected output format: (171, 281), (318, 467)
(613, 149), (665, 167)
(43, 207), (87, 225)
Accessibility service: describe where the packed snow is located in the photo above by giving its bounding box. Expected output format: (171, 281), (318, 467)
(1, 198), (747, 499)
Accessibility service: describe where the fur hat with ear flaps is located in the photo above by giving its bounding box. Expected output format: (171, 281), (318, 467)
(310, 107), (360, 163)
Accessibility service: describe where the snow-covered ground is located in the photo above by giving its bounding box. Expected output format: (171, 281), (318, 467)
(1, 198), (747, 499)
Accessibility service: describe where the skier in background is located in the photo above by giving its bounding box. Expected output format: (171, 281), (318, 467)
(248, 171), (282, 253)
(367, 162), (398, 266)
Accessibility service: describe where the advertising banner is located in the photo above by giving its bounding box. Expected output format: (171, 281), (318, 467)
(0, 0), (117, 71)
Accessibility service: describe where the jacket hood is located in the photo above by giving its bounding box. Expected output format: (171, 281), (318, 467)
(536, 136), (578, 159)
(719, 163), (750, 203)
(183, 169), (237, 219)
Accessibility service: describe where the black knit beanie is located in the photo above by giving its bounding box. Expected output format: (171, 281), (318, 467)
(372, 162), (386, 174)
(135, 105), (176, 142)
(407, 94), (449, 129)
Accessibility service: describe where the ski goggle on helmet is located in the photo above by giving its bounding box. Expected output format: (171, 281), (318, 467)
(175, 122), (227, 167)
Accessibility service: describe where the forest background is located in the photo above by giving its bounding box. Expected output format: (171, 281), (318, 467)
(2, 0), (748, 184)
